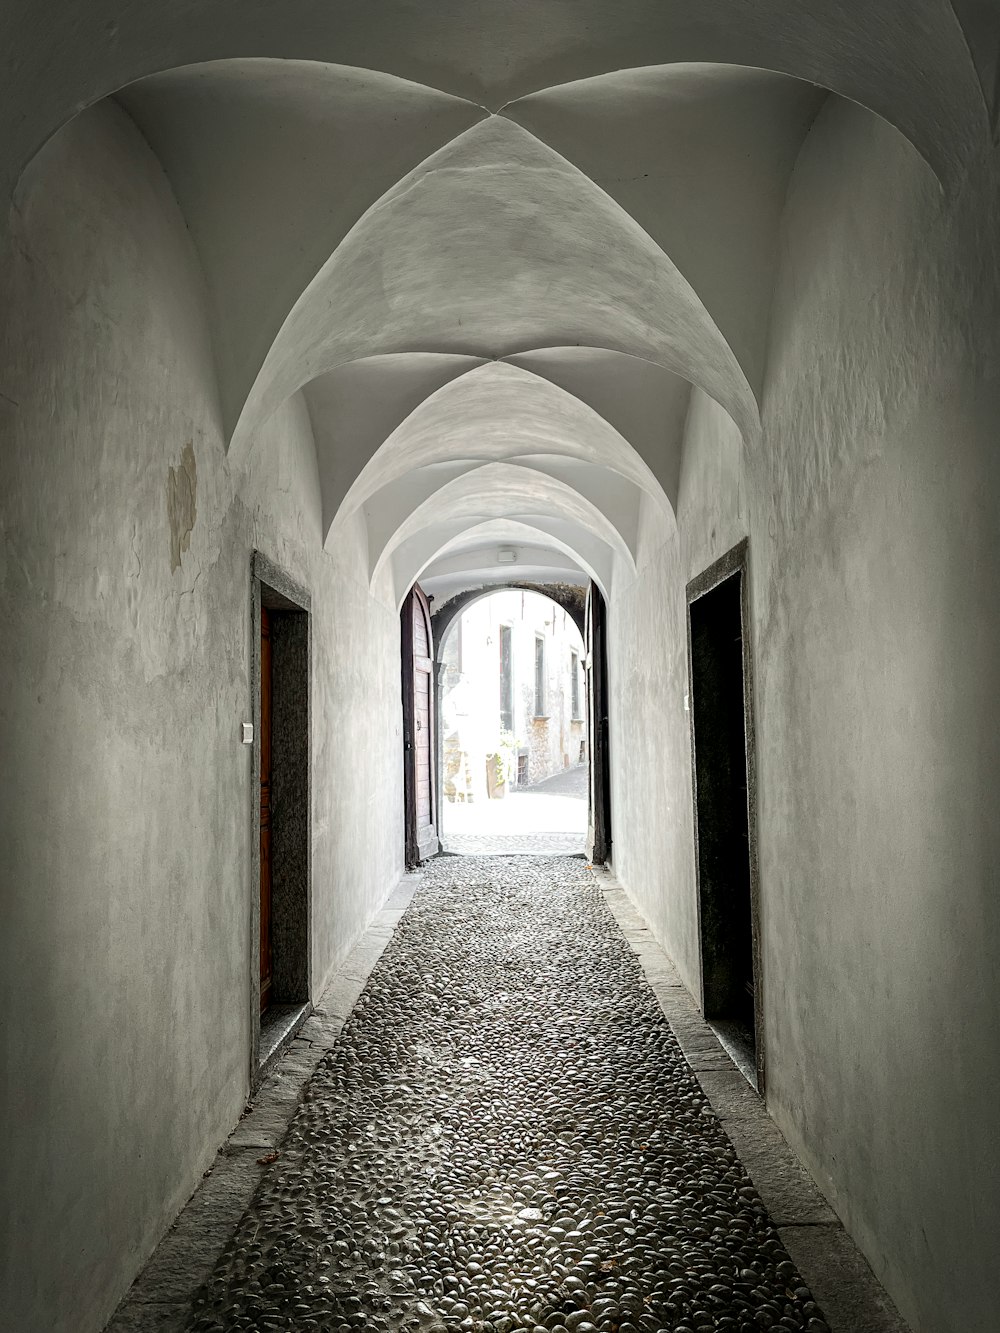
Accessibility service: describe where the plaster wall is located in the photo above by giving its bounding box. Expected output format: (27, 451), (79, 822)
(0, 101), (404, 1333)
(609, 97), (1000, 1333)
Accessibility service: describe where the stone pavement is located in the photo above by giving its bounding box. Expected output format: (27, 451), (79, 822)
(108, 858), (909, 1333)
(443, 765), (588, 857)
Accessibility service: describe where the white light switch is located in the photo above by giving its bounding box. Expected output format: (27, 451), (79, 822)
(242, 722), (254, 744)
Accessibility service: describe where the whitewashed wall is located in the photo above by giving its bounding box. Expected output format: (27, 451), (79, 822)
(0, 102), (405, 1333)
(608, 99), (1000, 1333)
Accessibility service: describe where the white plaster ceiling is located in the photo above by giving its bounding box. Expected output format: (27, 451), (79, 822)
(7, 3), (990, 607)
(3, 0), (987, 204)
(375, 462), (632, 606)
(330, 361), (670, 533)
(411, 521), (595, 608)
(395, 515), (613, 611)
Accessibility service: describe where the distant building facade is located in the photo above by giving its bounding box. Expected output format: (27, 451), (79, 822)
(440, 590), (587, 802)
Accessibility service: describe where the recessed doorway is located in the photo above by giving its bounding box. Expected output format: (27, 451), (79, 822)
(687, 540), (763, 1091)
(252, 553), (312, 1082)
(402, 583), (440, 868)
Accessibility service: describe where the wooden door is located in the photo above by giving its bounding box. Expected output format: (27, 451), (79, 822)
(586, 583), (613, 865)
(402, 585), (439, 866)
(259, 605), (273, 1013)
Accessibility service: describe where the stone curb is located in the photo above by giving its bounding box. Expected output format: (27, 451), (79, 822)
(592, 862), (910, 1333)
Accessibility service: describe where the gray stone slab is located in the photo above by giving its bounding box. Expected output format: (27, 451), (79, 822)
(646, 982), (690, 1013)
(684, 1048), (740, 1071)
(129, 1154), (265, 1303)
(724, 1116), (839, 1226)
(638, 959), (684, 989)
(695, 1068), (764, 1120)
(280, 1036), (326, 1077)
(316, 970), (367, 1018)
(341, 931), (392, 978)
(779, 1225), (911, 1333)
(667, 1012), (728, 1053)
(385, 876), (421, 909)
(226, 1101), (297, 1150)
(296, 1012), (345, 1047)
(191, 1152), (267, 1218)
(372, 907), (407, 929)
(104, 1302), (190, 1333)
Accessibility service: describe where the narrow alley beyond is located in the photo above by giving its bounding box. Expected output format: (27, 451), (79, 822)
(442, 766), (589, 857)
(110, 855), (890, 1333)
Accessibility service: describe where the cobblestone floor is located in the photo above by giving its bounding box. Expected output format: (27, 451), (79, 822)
(188, 857), (830, 1333)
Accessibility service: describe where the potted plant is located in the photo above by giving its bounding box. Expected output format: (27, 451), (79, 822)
(488, 729), (520, 798)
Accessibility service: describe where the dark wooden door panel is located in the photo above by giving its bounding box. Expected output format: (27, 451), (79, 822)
(260, 606), (273, 1014)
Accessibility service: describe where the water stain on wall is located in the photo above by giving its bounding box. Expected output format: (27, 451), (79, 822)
(167, 441), (197, 571)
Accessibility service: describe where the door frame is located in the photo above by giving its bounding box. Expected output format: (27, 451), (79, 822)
(685, 537), (765, 1093)
(402, 583), (439, 868)
(249, 551), (312, 1084)
(586, 582), (612, 866)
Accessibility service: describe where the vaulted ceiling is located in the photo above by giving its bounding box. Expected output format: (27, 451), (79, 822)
(7, 2), (988, 607)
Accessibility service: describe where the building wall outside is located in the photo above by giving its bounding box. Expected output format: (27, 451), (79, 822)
(0, 102), (406, 1333)
(440, 589), (586, 802)
(608, 98), (1000, 1333)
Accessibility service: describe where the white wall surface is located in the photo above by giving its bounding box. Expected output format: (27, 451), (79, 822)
(0, 101), (404, 1333)
(608, 98), (1000, 1333)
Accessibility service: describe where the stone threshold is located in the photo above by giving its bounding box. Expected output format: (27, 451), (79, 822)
(255, 1001), (311, 1088)
(594, 863), (912, 1333)
(103, 871), (423, 1333)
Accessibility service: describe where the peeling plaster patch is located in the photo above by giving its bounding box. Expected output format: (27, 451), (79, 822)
(167, 441), (197, 571)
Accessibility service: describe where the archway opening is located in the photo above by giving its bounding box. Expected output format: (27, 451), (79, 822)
(436, 589), (589, 855)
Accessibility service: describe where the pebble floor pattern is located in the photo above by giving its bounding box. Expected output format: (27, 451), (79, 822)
(189, 857), (831, 1333)
(443, 834), (586, 856)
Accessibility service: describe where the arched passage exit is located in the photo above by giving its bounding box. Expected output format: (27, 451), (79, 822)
(404, 581), (612, 864)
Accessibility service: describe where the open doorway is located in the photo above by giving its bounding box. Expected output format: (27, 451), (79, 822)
(586, 583), (612, 866)
(687, 540), (763, 1091)
(434, 588), (589, 855)
(251, 553), (312, 1082)
(402, 583), (439, 868)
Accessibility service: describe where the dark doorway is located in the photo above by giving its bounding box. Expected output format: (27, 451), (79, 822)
(586, 582), (612, 865)
(403, 583), (439, 866)
(687, 540), (762, 1089)
(259, 605), (274, 1013)
(252, 553), (312, 1081)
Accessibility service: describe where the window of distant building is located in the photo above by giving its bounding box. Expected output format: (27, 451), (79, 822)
(534, 634), (546, 716)
(499, 624), (514, 733)
(571, 649), (581, 719)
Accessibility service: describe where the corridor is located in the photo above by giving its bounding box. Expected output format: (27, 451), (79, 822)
(4, 5), (1000, 1331)
(111, 858), (902, 1333)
